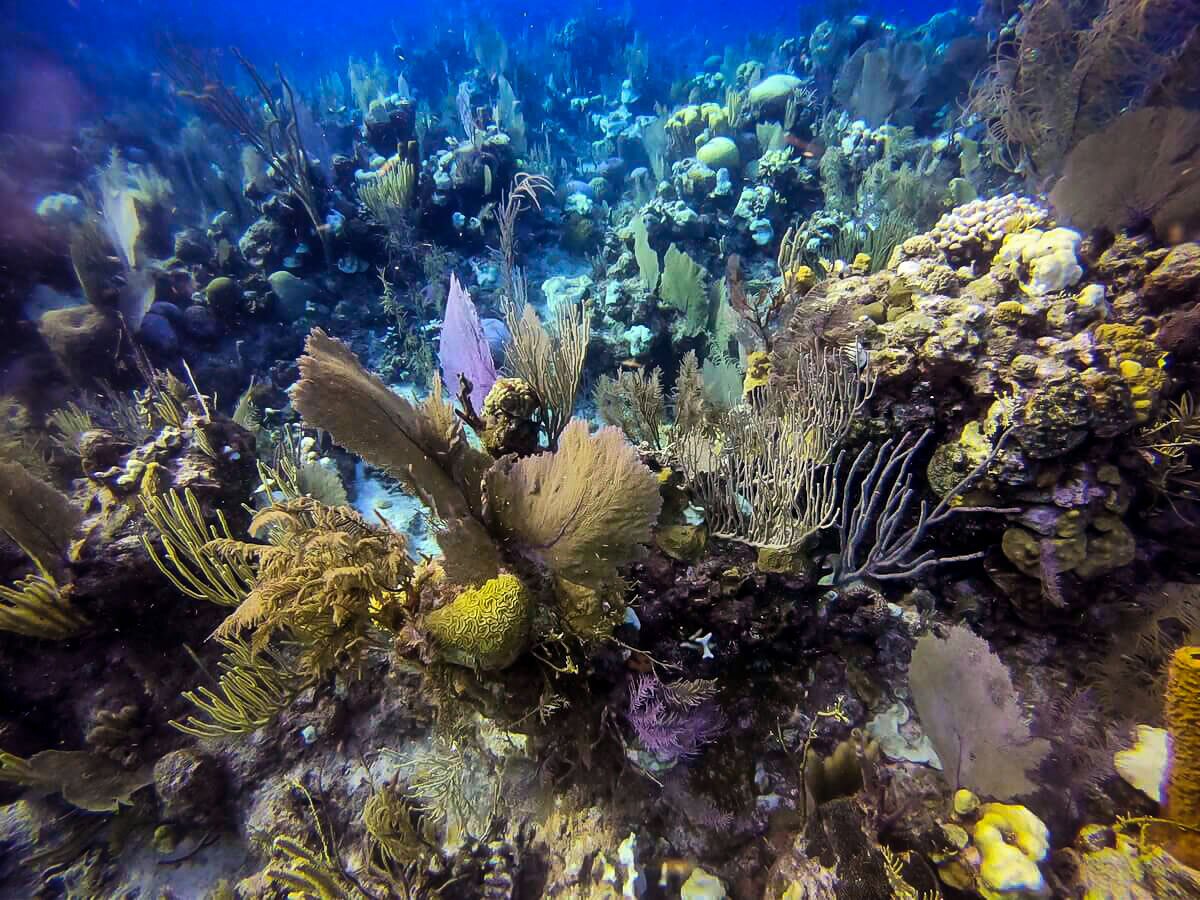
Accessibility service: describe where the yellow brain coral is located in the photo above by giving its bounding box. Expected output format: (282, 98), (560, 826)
(422, 574), (532, 670)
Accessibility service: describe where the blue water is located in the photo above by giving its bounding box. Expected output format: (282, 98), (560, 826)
(3, 0), (959, 136)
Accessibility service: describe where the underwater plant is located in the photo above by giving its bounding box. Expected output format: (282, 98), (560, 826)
(166, 48), (333, 264)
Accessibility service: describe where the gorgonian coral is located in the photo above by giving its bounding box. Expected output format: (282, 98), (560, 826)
(208, 498), (414, 677)
(625, 674), (725, 765)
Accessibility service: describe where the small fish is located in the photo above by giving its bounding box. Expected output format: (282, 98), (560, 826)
(784, 134), (826, 160)
(619, 358), (644, 370)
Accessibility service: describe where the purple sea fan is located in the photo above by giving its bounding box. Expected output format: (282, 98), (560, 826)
(626, 673), (725, 765)
(438, 274), (497, 411)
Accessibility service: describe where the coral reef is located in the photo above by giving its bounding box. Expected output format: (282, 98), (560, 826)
(4, 1), (1200, 895)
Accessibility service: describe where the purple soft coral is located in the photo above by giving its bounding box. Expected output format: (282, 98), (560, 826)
(438, 274), (497, 411)
(626, 673), (725, 764)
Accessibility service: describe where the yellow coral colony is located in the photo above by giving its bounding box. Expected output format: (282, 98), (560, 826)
(421, 573), (533, 671)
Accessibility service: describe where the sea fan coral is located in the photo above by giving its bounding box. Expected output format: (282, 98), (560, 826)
(484, 420), (662, 592)
(438, 274), (497, 412)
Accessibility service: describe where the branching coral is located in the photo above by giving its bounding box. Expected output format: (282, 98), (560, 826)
(594, 368), (666, 450)
(831, 429), (1018, 585)
(358, 157), (416, 239)
(208, 499), (414, 677)
(0, 571), (88, 639)
(167, 47), (333, 264)
(1135, 392), (1200, 506)
(501, 300), (590, 451)
(363, 785), (434, 871)
(171, 636), (303, 738)
(141, 487), (255, 608)
(677, 343), (871, 550)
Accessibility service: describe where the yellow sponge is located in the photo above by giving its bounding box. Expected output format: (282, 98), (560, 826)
(974, 803), (1049, 893)
(1165, 646), (1200, 867)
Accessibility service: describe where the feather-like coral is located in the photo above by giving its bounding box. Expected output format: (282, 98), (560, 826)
(171, 636), (304, 738)
(0, 570), (88, 639)
(209, 498), (414, 677)
(141, 487), (255, 607)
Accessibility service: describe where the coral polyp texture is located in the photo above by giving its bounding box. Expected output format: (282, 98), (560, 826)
(3, 0), (1200, 896)
(422, 573), (533, 670)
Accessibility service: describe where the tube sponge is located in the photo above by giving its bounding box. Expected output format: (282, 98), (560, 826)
(1165, 645), (1200, 867)
(422, 574), (532, 670)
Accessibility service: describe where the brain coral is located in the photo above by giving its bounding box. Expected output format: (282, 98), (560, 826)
(422, 573), (533, 670)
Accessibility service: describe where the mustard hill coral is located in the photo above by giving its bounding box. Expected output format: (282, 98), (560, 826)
(422, 573), (532, 670)
(479, 376), (540, 457)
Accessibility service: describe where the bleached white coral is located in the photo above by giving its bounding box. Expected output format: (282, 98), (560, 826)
(996, 227), (1084, 296)
(927, 193), (1051, 264)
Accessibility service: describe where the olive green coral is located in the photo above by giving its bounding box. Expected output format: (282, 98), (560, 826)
(422, 574), (532, 670)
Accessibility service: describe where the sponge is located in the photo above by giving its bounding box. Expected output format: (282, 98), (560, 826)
(1165, 646), (1200, 867)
